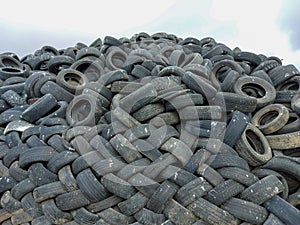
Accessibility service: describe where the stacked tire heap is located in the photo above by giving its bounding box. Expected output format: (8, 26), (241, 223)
(0, 32), (300, 225)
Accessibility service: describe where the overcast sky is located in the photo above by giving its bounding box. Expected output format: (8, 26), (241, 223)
(0, 0), (299, 68)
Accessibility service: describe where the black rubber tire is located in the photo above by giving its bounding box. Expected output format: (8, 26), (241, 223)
(213, 91), (257, 113)
(19, 146), (57, 169)
(21, 93), (58, 123)
(235, 123), (273, 166)
(41, 199), (72, 224)
(251, 104), (290, 134)
(47, 55), (74, 74)
(221, 197), (268, 224)
(118, 192), (148, 216)
(204, 179), (245, 206)
(175, 177), (212, 207)
(132, 103), (165, 122)
(70, 57), (104, 82)
(32, 181), (67, 203)
(101, 173), (137, 199)
(21, 192), (43, 218)
(217, 166), (259, 186)
(119, 83), (157, 113)
(163, 199), (197, 225)
(55, 190), (90, 211)
(264, 196), (300, 225)
(109, 134), (143, 163)
(86, 195), (122, 214)
(28, 163), (58, 186)
(223, 110), (249, 147)
(134, 208), (166, 225)
(266, 130), (300, 149)
(76, 168), (110, 202)
(98, 208), (134, 225)
(261, 155), (300, 181)
(234, 51), (262, 67)
(58, 165), (78, 192)
(182, 72), (217, 100)
(187, 197), (239, 225)
(209, 153), (250, 171)
(179, 105), (222, 121)
(268, 64), (299, 86)
(240, 175), (285, 205)
(11, 178), (36, 200)
(66, 94), (105, 126)
(40, 81), (74, 103)
(233, 76), (276, 108)
(56, 69), (88, 94)
(146, 180), (178, 213)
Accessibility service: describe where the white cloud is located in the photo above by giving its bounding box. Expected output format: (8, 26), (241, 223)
(0, 0), (299, 69)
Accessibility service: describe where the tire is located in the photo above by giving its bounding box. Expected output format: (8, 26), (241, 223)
(233, 76), (276, 108)
(40, 81), (74, 103)
(240, 175), (284, 205)
(66, 94), (105, 126)
(76, 168), (110, 202)
(47, 55), (74, 74)
(264, 196), (300, 225)
(175, 177), (212, 207)
(1, 90), (25, 107)
(204, 179), (245, 206)
(187, 197), (239, 225)
(0, 190), (22, 213)
(118, 192), (148, 216)
(251, 104), (289, 134)
(21, 192), (43, 218)
(32, 181), (67, 203)
(41, 199), (72, 224)
(217, 166), (259, 186)
(119, 83), (157, 113)
(266, 130), (300, 149)
(234, 51), (262, 67)
(86, 195), (122, 214)
(128, 173), (159, 198)
(28, 163), (58, 186)
(101, 173), (137, 199)
(21, 93), (58, 123)
(99, 208), (134, 225)
(19, 146), (57, 168)
(110, 134), (143, 163)
(221, 197), (268, 224)
(70, 57), (104, 82)
(55, 190), (90, 211)
(268, 64), (299, 86)
(163, 199), (197, 225)
(11, 178), (36, 200)
(58, 165), (78, 192)
(134, 208), (166, 225)
(182, 72), (217, 100)
(72, 207), (99, 225)
(261, 155), (300, 181)
(147, 180), (178, 213)
(56, 69), (88, 94)
(223, 110), (249, 147)
(213, 91), (257, 113)
(235, 123), (273, 166)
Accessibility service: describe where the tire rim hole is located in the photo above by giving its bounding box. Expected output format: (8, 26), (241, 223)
(72, 100), (92, 122)
(286, 114), (298, 124)
(1, 67), (21, 73)
(242, 84), (266, 98)
(259, 111), (279, 125)
(246, 130), (265, 154)
(2, 58), (19, 67)
(281, 82), (299, 91)
(64, 74), (84, 86)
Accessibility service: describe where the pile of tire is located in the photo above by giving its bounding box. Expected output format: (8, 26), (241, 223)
(0, 32), (300, 225)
